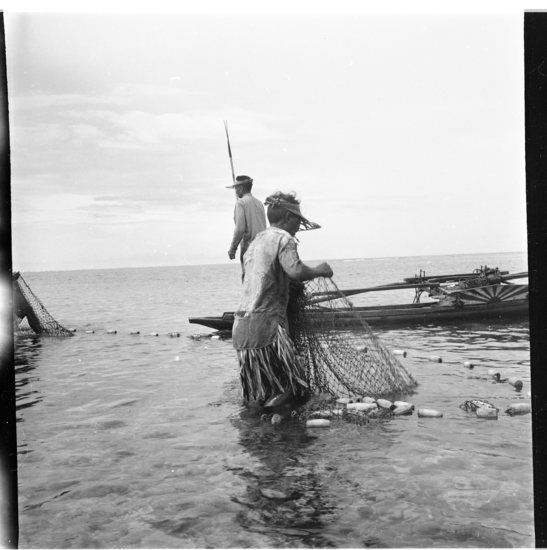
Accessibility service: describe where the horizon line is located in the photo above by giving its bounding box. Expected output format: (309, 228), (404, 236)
(13, 249), (528, 275)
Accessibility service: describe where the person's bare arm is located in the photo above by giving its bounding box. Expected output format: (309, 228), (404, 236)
(297, 262), (333, 281)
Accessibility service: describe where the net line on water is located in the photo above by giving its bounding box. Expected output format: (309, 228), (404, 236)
(288, 277), (417, 399)
(13, 273), (73, 337)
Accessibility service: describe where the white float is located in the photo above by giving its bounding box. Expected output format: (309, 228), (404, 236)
(306, 419), (331, 428)
(417, 408), (443, 418)
(476, 407), (498, 419)
(393, 403), (414, 416)
(335, 398), (351, 407)
(347, 402), (378, 412)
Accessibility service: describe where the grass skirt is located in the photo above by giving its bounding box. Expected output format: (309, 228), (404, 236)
(236, 325), (309, 403)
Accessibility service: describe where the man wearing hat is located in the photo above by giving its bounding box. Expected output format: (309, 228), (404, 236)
(227, 175), (267, 274)
(232, 191), (333, 411)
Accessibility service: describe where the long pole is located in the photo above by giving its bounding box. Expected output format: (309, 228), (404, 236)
(223, 120), (236, 184)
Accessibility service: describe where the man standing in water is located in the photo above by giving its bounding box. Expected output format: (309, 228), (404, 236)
(227, 175), (267, 275)
(232, 191), (333, 412)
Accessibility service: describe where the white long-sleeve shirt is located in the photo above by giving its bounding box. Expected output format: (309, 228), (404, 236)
(228, 193), (267, 258)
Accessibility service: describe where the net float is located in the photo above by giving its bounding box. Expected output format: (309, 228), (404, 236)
(475, 407), (498, 419)
(271, 414), (283, 425)
(355, 345), (368, 353)
(306, 419), (331, 428)
(168, 332), (180, 338)
(393, 349), (407, 357)
(487, 369), (501, 381)
(393, 401), (414, 409)
(85, 330), (95, 334)
(429, 355), (442, 363)
(106, 329), (117, 334)
(336, 398), (351, 407)
(129, 330), (140, 335)
(507, 377), (523, 391)
(361, 396), (376, 404)
(376, 399), (394, 410)
(463, 361), (474, 369)
(505, 403), (531, 416)
(393, 403), (414, 416)
(210, 335), (220, 340)
(149, 332), (159, 337)
(417, 408), (443, 418)
(347, 402), (377, 412)
(68, 328), (77, 332)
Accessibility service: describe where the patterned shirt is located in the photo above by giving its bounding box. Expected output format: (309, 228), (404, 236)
(232, 227), (304, 349)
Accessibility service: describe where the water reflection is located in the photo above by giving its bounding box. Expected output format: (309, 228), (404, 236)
(231, 410), (337, 547)
(14, 334), (44, 418)
(379, 320), (530, 352)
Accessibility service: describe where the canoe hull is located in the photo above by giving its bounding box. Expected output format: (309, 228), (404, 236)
(188, 298), (529, 332)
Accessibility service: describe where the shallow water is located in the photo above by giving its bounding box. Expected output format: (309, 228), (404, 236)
(15, 252), (533, 547)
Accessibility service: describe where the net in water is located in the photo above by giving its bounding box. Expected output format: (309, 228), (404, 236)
(13, 272), (73, 336)
(288, 277), (417, 399)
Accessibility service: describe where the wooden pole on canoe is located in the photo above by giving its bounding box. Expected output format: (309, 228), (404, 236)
(309, 282), (439, 305)
(500, 271), (528, 282)
(310, 271), (529, 305)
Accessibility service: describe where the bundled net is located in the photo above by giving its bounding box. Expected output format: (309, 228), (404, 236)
(13, 273), (73, 336)
(288, 277), (417, 400)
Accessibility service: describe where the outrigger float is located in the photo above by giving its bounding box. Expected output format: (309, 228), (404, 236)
(188, 266), (529, 332)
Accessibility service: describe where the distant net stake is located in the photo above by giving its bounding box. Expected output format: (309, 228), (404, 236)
(289, 277), (417, 399)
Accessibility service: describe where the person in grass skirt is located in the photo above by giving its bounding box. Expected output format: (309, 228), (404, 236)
(232, 191), (333, 410)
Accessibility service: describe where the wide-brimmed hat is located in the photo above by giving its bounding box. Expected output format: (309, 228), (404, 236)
(226, 175), (253, 189)
(264, 196), (321, 231)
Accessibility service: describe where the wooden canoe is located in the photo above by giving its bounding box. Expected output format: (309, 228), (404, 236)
(188, 284), (529, 331)
(188, 268), (529, 332)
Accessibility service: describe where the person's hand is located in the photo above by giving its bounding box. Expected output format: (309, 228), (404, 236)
(228, 250), (236, 260)
(316, 262), (333, 278)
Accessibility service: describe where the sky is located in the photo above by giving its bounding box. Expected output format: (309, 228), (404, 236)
(4, 2), (531, 272)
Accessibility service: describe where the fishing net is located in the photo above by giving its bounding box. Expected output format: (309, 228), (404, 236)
(13, 273), (73, 336)
(288, 277), (417, 400)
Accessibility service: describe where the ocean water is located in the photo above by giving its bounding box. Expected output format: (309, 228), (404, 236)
(14, 251), (533, 548)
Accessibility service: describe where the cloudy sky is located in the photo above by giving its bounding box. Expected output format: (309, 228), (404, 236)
(5, 3), (529, 272)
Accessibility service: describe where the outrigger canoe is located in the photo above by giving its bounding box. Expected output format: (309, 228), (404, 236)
(188, 266), (529, 332)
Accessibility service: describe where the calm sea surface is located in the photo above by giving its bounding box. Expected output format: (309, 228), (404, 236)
(15, 252), (532, 548)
